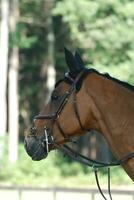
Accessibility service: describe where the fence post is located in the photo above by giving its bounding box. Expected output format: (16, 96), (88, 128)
(91, 192), (95, 200)
(53, 188), (57, 200)
(18, 188), (22, 200)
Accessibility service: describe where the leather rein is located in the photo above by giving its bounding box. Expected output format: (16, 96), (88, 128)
(31, 69), (134, 200)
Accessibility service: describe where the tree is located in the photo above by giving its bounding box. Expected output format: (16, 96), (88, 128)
(41, 0), (56, 105)
(19, 0), (56, 125)
(8, 0), (19, 163)
(0, 0), (9, 160)
(53, 0), (134, 83)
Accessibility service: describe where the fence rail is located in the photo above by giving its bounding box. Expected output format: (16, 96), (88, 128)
(0, 185), (133, 200)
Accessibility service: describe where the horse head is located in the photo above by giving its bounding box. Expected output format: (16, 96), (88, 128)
(24, 48), (96, 161)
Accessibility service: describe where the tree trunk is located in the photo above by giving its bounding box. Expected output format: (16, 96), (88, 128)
(41, 0), (56, 105)
(0, 0), (9, 159)
(8, 0), (19, 163)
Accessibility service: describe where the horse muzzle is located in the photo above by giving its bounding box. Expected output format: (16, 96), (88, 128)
(24, 136), (48, 161)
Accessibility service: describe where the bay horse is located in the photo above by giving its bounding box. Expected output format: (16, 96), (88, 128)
(24, 48), (134, 183)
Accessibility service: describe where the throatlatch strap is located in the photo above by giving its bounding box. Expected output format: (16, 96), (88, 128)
(73, 92), (90, 132)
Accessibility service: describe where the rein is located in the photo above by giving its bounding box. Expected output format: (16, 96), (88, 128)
(53, 144), (134, 200)
(32, 69), (134, 200)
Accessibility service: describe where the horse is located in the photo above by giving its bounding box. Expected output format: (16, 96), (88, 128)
(24, 48), (134, 183)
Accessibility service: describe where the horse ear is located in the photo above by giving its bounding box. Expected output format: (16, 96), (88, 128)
(75, 51), (84, 70)
(64, 47), (77, 74)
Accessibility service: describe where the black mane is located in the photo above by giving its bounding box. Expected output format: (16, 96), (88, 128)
(55, 68), (134, 93)
(77, 68), (134, 93)
(101, 72), (134, 92)
(85, 68), (134, 92)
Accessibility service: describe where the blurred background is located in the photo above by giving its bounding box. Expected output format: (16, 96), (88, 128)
(0, 0), (134, 199)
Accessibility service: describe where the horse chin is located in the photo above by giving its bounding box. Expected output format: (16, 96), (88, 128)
(24, 136), (48, 161)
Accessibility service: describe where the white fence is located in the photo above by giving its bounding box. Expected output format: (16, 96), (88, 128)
(0, 186), (133, 200)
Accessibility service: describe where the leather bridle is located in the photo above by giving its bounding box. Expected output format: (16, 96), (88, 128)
(30, 69), (134, 200)
(31, 69), (89, 150)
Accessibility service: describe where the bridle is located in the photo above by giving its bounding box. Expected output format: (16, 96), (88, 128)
(31, 69), (89, 149)
(30, 69), (134, 200)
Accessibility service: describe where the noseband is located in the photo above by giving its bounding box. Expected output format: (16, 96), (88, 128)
(30, 69), (134, 200)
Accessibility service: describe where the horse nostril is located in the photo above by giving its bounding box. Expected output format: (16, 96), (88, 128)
(30, 126), (37, 135)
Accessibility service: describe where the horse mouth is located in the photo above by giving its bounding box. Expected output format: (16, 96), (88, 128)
(24, 136), (48, 161)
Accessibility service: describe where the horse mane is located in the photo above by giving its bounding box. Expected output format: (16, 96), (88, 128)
(55, 68), (134, 93)
(99, 71), (134, 92)
(76, 68), (134, 93)
(85, 68), (134, 92)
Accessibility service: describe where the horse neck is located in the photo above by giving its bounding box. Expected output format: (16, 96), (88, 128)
(84, 73), (134, 180)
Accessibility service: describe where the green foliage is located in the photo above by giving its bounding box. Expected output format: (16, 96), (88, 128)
(53, 0), (134, 84)
(9, 23), (38, 49)
(0, 143), (133, 186)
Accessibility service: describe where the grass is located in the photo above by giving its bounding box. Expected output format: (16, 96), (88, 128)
(0, 143), (133, 187)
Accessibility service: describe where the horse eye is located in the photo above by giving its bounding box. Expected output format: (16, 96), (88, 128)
(51, 93), (59, 101)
